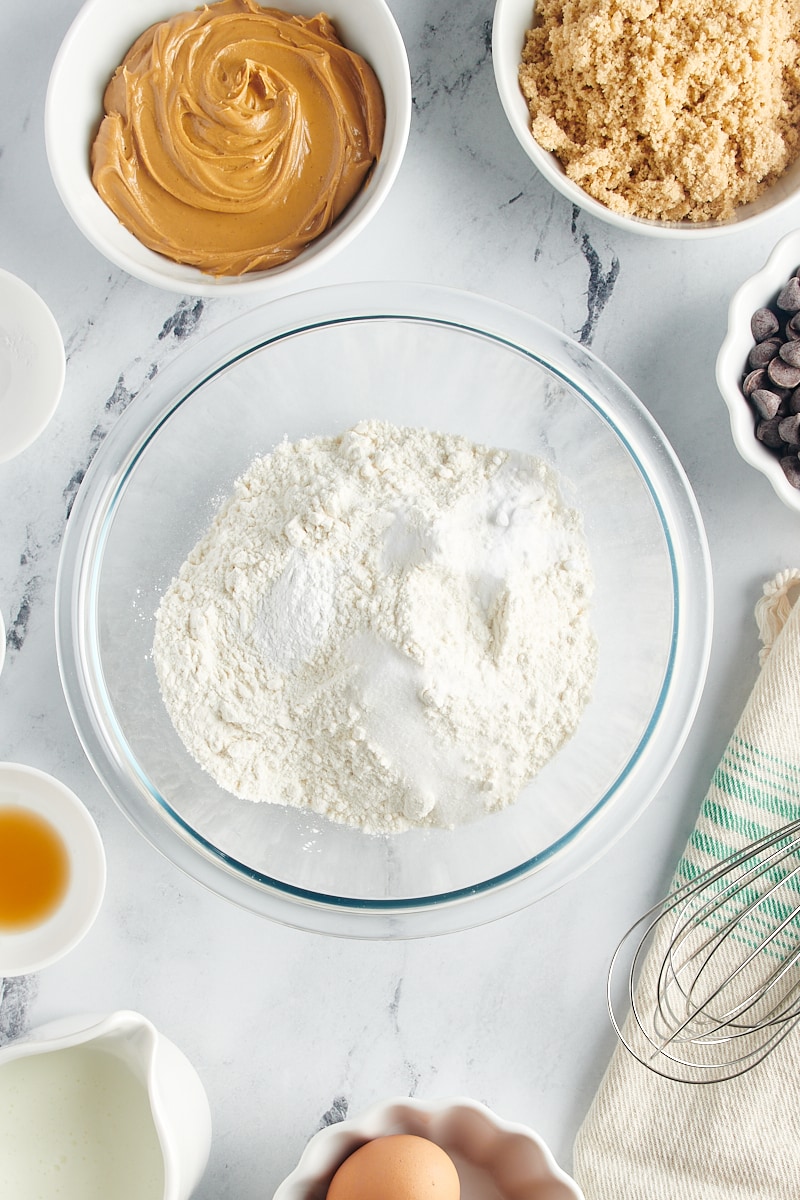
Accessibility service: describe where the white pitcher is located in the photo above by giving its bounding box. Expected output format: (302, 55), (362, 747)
(0, 1008), (212, 1200)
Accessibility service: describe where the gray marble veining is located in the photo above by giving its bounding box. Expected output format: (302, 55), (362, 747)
(1, 2), (800, 1196)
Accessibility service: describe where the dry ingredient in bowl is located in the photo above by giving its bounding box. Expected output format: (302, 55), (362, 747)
(741, 270), (800, 489)
(91, 0), (385, 276)
(519, 0), (800, 222)
(153, 421), (597, 834)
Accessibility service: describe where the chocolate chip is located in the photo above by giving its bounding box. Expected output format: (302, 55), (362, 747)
(777, 277), (800, 312)
(780, 455), (800, 488)
(751, 388), (783, 419)
(780, 340), (800, 367)
(778, 414), (800, 445)
(749, 338), (781, 368)
(743, 368), (768, 396)
(768, 357), (800, 388)
(751, 307), (780, 341)
(757, 416), (786, 448)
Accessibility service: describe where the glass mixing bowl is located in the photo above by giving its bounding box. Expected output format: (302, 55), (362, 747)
(56, 283), (712, 937)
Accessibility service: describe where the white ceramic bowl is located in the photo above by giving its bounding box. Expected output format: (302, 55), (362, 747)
(272, 1097), (584, 1200)
(0, 269), (65, 463)
(45, 0), (411, 297)
(492, 0), (800, 238)
(716, 229), (800, 513)
(0, 762), (106, 975)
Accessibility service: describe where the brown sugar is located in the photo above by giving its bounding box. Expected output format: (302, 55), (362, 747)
(519, 0), (800, 221)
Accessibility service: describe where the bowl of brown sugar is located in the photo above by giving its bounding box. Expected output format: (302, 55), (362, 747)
(493, 0), (800, 237)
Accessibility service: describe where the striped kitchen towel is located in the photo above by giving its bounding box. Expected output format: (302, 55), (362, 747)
(573, 569), (800, 1200)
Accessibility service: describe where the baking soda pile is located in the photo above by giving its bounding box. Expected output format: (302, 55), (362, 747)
(153, 421), (597, 833)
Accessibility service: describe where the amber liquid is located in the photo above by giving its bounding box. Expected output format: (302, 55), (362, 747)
(0, 806), (70, 930)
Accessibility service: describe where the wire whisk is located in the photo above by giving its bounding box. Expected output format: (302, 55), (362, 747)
(607, 818), (800, 1083)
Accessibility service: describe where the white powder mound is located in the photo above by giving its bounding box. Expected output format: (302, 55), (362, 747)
(152, 420), (597, 834)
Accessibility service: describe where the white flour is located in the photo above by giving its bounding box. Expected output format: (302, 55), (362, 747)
(153, 421), (597, 833)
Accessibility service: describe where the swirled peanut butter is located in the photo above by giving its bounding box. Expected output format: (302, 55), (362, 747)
(91, 0), (385, 275)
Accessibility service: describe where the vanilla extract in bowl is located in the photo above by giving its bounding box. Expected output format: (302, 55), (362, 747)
(0, 805), (70, 930)
(0, 762), (106, 976)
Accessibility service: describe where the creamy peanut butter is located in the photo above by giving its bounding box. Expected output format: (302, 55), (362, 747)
(91, 0), (385, 275)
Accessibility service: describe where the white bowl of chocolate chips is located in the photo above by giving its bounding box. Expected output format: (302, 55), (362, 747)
(717, 229), (800, 513)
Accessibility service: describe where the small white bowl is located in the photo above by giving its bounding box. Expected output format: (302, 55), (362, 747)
(272, 1097), (583, 1200)
(0, 762), (106, 976)
(716, 229), (800, 513)
(45, 0), (411, 297)
(492, 0), (800, 238)
(0, 269), (65, 463)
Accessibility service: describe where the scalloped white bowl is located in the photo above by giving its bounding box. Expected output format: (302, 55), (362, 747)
(492, 0), (800, 238)
(45, 0), (411, 297)
(272, 1097), (583, 1200)
(716, 229), (800, 514)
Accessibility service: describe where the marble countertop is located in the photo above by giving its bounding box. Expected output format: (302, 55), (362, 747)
(2, 0), (800, 1194)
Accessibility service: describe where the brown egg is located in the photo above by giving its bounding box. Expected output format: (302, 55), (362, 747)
(326, 1134), (460, 1200)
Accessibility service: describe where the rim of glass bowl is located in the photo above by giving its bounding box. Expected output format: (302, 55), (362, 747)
(55, 282), (713, 938)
